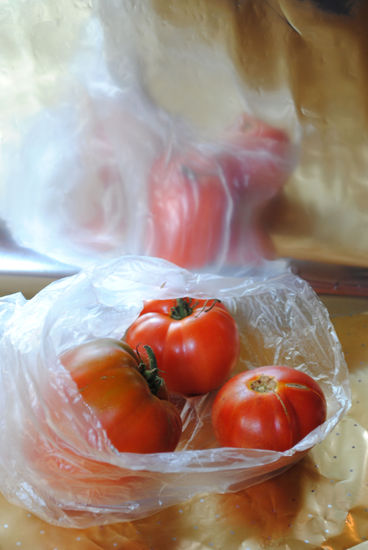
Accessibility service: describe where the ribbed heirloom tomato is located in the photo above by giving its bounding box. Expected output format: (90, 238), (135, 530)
(212, 365), (327, 452)
(60, 338), (182, 453)
(125, 298), (240, 396)
(26, 339), (182, 500)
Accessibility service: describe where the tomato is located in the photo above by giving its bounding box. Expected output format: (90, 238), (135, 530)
(60, 338), (182, 453)
(222, 112), (291, 192)
(23, 339), (181, 505)
(212, 365), (327, 452)
(146, 150), (229, 269)
(219, 113), (294, 265)
(125, 298), (240, 396)
(146, 114), (293, 269)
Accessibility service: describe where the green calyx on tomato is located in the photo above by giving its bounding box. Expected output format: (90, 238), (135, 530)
(136, 344), (167, 399)
(170, 297), (195, 320)
(169, 297), (220, 320)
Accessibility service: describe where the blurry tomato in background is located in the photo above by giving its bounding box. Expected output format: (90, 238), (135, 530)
(146, 150), (230, 269)
(220, 113), (294, 265)
(147, 114), (294, 270)
(221, 113), (292, 199)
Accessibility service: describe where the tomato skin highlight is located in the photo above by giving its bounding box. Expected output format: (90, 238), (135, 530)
(212, 365), (327, 452)
(125, 298), (240, 397)
(60, 338), (182, 454)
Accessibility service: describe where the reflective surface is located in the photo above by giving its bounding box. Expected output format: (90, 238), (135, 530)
(1, 0), (368, 271)
(0, 220), (76, 298)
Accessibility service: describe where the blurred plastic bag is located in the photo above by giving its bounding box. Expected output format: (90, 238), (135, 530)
(0, 256), (350, 527)
(0, 14), (297, 272)
(0, 61), (170, 267)
(146, 113), (295, 270)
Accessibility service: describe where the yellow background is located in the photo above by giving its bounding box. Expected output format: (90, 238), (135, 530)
(1, 0), (368, 267)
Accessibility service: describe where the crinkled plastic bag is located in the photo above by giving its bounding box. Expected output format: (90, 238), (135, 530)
(0, 14), (297, 272)
(0, 256), (350, 528)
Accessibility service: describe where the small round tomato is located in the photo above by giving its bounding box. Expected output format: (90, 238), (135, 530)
(212, 365), (327, 452)
(60, 338), (182, 453)
(125, 298), (240, 397)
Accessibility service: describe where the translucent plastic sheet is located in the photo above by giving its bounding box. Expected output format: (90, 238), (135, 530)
(2, 0), (368, 272)
(0, 257), (350, 527)
(0, 2), (297, 272)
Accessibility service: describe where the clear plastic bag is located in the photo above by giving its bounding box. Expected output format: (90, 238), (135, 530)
(0, 256), (350, 527)
(0, 14), (297, 272)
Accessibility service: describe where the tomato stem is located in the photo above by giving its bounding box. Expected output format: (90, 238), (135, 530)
(170, 298), (196, 319)
(170, 297), (220, 320)
(181, 165), (197, 181)
(250, 374), (277, 393)
(202, 299), (221, 314)
(137, 345), (167, 398)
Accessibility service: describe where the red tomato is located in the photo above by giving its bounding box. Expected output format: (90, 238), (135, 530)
(146, 114), (293, 269)
(24, 339), (182, 504)
(212, 366), (327, 452)
(219, 113), (293, 265)
(125, 298), (240, 396)
(221, 113), (292, 201)
(60, 338), (182, 453)
(146, 150), (229, 269)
